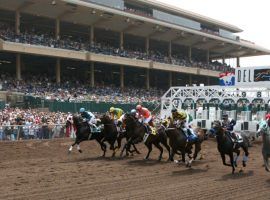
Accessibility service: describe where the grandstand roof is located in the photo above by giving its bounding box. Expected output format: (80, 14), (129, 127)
(0, 0), (269, 59)
(133, 0), (243, 33)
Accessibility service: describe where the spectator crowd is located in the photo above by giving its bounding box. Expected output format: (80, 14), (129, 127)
(0, 21), (233, 72)
(0, 107), (68, 141)
(0, 73), (164, 103)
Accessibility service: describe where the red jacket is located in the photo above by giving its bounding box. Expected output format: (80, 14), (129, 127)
(138, 107), (151, 118)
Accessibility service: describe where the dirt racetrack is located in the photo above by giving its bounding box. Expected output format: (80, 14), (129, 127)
(0, 138), (270, 200)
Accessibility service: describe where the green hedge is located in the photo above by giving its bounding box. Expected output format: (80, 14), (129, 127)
(0, 100), (5, 109)
(48, 101), (158, 113)
(24, 96), (159, 113)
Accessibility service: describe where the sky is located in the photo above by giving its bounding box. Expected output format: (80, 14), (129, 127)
(158, 0), (270, 67)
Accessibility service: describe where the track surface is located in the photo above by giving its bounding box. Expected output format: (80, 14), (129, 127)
(0, 138), (270, 200)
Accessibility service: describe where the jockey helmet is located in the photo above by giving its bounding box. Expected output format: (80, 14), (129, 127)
(79, 108), (85, 113)
(136, 105), (142, 110)
(171, 108), (177, 113)
(131, 109), (136, 115)
(266, 114), (270, 120)
(109, 107), (115, 113)
(222, 113), (228, 119)
(178, 111), (187, 120)
(162, 119), (169, 126)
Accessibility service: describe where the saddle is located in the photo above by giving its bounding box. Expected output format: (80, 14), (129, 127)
(90, 125), (102, 133)
(226, 131), (243, 143)
(150, 127), (157, 135)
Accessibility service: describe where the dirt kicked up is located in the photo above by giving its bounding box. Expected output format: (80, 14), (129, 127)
(0, 138), (269, 200)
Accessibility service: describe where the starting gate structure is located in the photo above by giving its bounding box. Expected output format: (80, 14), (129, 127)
(161, 85), (270, 132)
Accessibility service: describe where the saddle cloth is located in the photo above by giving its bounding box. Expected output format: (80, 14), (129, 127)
(227, 131), (243, 143)
(143, 127), (157, 143)
(234, 132), (243, 142)
(150, 127), (157, 135)
(91, 126), (102, 133)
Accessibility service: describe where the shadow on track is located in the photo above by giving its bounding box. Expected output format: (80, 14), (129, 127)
(126, 159), (169, 166)
(171, 168), (209, 176)
(218, 170), (254, 181)
(62, 155), (134, 163)
(265, 179), (270, 186)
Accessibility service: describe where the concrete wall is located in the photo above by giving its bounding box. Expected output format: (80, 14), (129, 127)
(1, 41), (87, 60)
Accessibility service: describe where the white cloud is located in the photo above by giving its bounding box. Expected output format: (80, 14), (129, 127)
(158, 0), (270, 67)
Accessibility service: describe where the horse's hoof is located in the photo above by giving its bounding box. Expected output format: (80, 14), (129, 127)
(186, 162), (192, 168)
(174, 160), (179, 164)
(144, 157), (149, 160)
(78, 150), (82, 153)
(265, 167), (270, 172)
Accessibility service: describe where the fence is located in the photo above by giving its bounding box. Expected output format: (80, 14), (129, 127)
(0, 124), (71, 141)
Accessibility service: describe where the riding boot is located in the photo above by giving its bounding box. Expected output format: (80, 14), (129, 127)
(182, 128), (189, 142)
(116, 126), (121, 133)
(144, 125), (151, 135)
(92, 124), (98, 132)
(187, 129), (198, 142)
(230, 132), (237, 143)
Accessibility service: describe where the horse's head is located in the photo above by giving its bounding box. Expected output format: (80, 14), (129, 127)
(257, 120), (269, 137)
(100, 114), (112, 124)
(207, 120), (223, 137)
(123, 113), (137, 128)
(72, 115), (83, 126)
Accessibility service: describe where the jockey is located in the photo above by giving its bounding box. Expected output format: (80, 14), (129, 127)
(171, 108), (198, 142)
(109, 107), (124, 131)
(221, 113), (238, 142)
(266, 114), (270, 126)
(79, 107), (98, 129)
(109, 107), (124, 122)
(136, 105), (153, 134)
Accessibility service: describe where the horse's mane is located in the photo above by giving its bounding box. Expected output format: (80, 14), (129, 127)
(125, 114), (142, 128)
(101, 114), (113, 124)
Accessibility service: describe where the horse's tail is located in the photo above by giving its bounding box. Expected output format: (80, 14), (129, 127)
(264, 153), (270, 172)
(196, 128), (205, 142)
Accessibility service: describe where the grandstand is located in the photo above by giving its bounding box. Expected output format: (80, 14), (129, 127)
(0, 0), (269, 106)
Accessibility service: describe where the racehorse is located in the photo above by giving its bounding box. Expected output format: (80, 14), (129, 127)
(120, 114), (170, 161)
(257, 120), (270, 172)
(209, 120), (249, 174)
(116, 122), (141, 156)
(165, 123), (205, 167)
(99, 114), (120, 157)
(67, 115), (106, 156)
